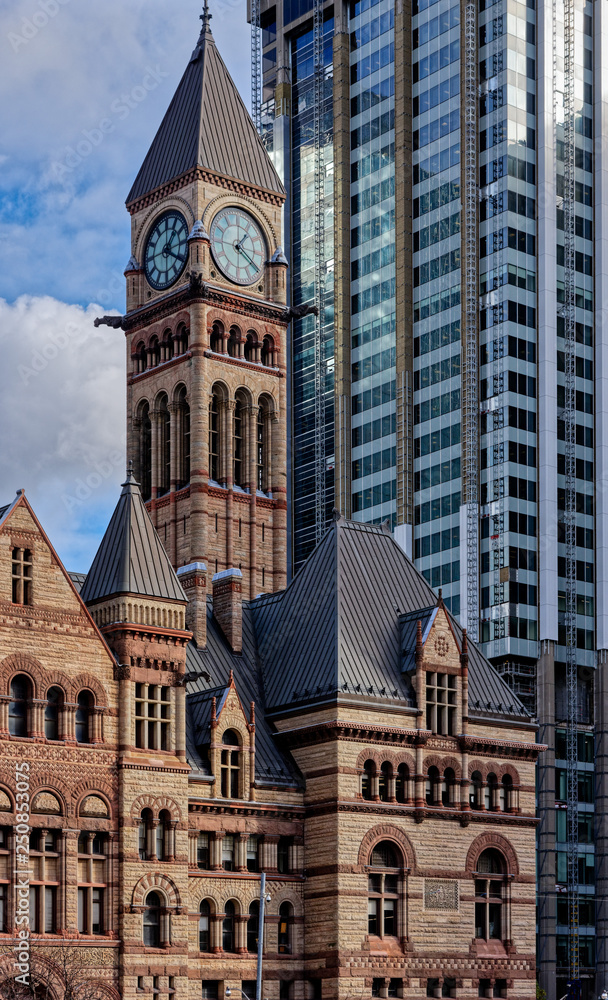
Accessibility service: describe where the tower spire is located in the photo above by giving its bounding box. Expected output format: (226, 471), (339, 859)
(200, 0), (212, 34)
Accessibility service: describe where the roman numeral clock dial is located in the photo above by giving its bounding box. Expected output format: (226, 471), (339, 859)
(210, 208), (266, 285)
(144, 210), (189, 290)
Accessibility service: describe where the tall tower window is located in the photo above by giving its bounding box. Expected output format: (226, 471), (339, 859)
(12, 548), (33, 605)
(138, 402), (152, 501)
(234, 394), (244, 487)
(158, 393), (171, 496)
(257, 407), (265, 490)
(209, 394), (220, 481)
(367, 841), (401, 938)
(199, 899), (211, 951)
(177, 385), (190, 488)
(474, 849), (505, 941)
(143, 891), (161, 947)
(75, 691), (93, 744)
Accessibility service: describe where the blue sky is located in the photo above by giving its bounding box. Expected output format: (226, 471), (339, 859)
(0, 0), (251, 572)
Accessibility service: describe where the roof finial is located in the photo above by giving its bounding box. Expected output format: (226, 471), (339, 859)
(200, 0), (212, 32)
(127, 459), (134, 477)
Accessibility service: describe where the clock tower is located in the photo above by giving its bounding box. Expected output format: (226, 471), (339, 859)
(121, 4), (288, 645)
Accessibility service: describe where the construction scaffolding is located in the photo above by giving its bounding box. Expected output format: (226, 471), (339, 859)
(312, 0), (327, 545)
(558, 0), (580, 978)
(250, 0), (262, 133)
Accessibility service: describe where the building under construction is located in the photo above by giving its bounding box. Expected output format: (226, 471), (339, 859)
(249, 0), (608, 995)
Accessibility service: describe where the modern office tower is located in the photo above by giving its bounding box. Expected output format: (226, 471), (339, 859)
(252, 0), (607, 995)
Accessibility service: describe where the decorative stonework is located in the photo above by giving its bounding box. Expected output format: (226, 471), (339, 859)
(424, 879), (459, 911)
(434, 635), (449, 658)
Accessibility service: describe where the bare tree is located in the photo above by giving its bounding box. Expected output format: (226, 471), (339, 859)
(0, 943), (112, 1000)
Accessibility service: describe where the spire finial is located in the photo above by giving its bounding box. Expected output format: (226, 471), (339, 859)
(127, 460), (134, 477)
(200, 0), (212, 31)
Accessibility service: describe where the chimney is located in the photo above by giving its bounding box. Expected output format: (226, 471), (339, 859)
(212, 568), (243, 653)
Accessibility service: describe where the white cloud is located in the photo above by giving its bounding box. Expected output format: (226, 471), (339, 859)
(0, 295), (125, 572)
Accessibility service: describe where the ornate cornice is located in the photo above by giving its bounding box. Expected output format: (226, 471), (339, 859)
(276, 720), (427, 750)
(459, 734), (546, 761)
(127, 166), (284, 216)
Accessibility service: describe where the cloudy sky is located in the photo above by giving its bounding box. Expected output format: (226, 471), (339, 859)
(0, 0), (250, 571)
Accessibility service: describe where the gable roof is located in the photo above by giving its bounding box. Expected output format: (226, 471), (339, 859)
(80, 472), (187, 605)
(126, 12), (285, 207)
(250, 518), (528, 720)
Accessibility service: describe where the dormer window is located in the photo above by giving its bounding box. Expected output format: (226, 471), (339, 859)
(12, 548), (32, 605)
(426, 672), (456, 734)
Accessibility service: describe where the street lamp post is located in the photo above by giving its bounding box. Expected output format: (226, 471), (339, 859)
(225, 872), (270, 1000)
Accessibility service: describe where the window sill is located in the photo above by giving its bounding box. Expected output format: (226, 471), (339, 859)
(472, 938), (507, 957)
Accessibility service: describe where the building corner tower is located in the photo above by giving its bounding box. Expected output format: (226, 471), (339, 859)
(121, 6), (288, 644)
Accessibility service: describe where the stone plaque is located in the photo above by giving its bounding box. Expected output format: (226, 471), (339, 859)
(424, 878), (459, 911)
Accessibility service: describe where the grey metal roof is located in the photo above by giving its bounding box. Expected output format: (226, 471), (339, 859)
(250, 518), (528, 720)
(126, 15), (285, 206)
(80, 472), (187, 605)
(69, 572), (87, 593)
(186, 606), (300, 786)
(400, 606), (437, 674)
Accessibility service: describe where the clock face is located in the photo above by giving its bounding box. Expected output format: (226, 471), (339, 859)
(144, 210), (189, 291)
(210, 207), (266, 285)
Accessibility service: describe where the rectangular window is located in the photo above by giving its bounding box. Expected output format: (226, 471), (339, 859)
(222, 835), (235, 871)
(247, 836), (259, 872)
(135, 684), (171, 750)
(78, 887), (86, 934)
(198, 833), (210, 870)
(12, 548), (33, 605)
(0, 884), (6, 933)
(92, 887), (104, 935)
(426, 672), (456, 734)
(202, 984), (220, 1000)
(44, 886), (56, 934)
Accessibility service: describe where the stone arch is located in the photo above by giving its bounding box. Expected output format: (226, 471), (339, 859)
(31, 791), (63, 816)
(357, 824), (416, 872)
(210, 378), (230, 401)
(356, 749), (383, 771)
(422, 753), (444, 773)
(194, 889), (219, 913)
(131, 794), (160, 821)
(172, 380), (189, 404)
(468, 760), (489, 779)
(69, 672), (107, 707)
(38, 673), (70, 701)
(0, 653), (43, 696)
(0, 785), (14, 813)
(153, 795), (183, 824)
(393, 752), (416, 772)
(465, 833), (519, 876)
(74, 781), (113, 819)
(494, 763), (521, 784)
(29, 773), (71, 814)
(258, 389), (278, 413)
(234, 384), (254, 406)
(132, 872), (182, 911)
(439, 756), (462, 780)
(269, 887), (301, 914)
(202, 192), (278, 251)
(133, 197), (195, 257)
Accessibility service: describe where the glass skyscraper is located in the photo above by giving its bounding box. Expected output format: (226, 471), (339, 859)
(255, 0), (608, 994)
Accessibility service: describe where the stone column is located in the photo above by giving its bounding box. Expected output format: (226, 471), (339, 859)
(236, 834), (248, 873)
(63, 703), (77, 743)
(186, 299), (209, 645)
(174, 683), (187, 762)
(537, 639), (556, 1000)
(0, 696), (9, 737)
(189, 832), (198, 868)
(31, 699), (45, 740)
(57, 830), (68, 934)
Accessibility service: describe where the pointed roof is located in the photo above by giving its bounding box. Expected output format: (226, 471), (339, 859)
(126, 9), (285, 207)
(250, 519), (528, 720)
(80, 472), (187, 605)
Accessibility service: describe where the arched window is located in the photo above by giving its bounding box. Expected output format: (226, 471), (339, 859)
(474, 849), (505, 941)
(138, 402), (152, 501)
(395, 763), (409, 804)
(199, 899), (211, 951)
(222, 900), (236, 952)
(9, 675), (31, 737)
(379, 762), (392, 802)
(135, 341), (147, 373)
(443, 767), (457, 807)
(156, 810), (171, 861)
(228, 327), (239, 358)
(261, 336), (273, 366)
(162, 330), (173, 362)
(362, 760), (375, 801)
(143, 891), (161, 948)
(278, 901), (293, 954)
(426, 766), (441, 806)
(234, 394), (245, 487)
(157, 393), (171, 497)
(178, 324), (189, 354)
(368, 841), (400, 938)
(75, 691), (93, 744)
(221, 730), (240, 798)
(209, 393), (220, 482)
(177, 385), (190, 489)
(210, 322), (223, 353)
(149, 336), (160, 368)
(139, 809), (153, 861)
(469, 771), (484, 810)
(245, 333), (256, 362)
(44, 687), (63, 741)
(247, 900), (259, 952)
(257, 407), (265, 490)
(502, 774), (513, 811)
(12, 548), (33, 605)
(486, 772), (498, 811)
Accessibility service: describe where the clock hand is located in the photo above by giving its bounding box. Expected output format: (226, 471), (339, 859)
(166, 249), (187, 263)
(235, 243), (256, 267)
